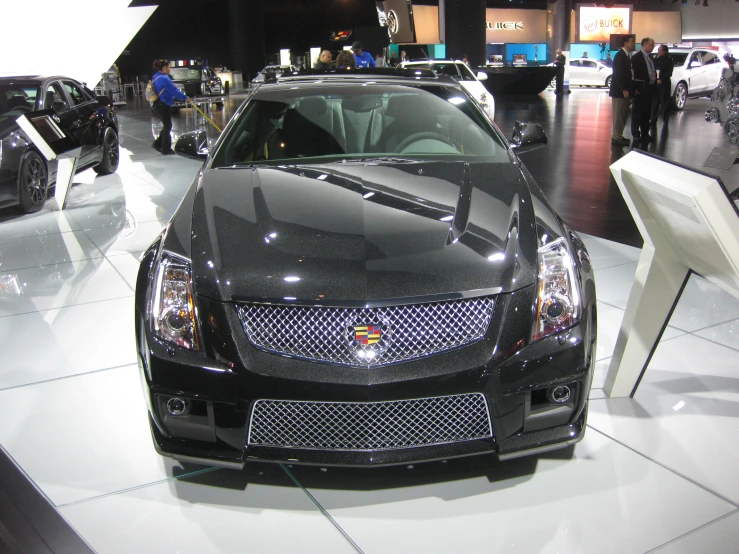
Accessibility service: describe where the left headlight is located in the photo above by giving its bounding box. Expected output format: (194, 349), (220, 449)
(531, 237), (581, 342)
(150, 253), (200, 350)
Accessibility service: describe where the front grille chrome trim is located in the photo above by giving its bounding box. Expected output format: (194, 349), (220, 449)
(247, 393), (493, 451)
(237, 296), (495, 368)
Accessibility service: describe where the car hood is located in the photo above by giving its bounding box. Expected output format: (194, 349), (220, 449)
(189, 161), (539, 304)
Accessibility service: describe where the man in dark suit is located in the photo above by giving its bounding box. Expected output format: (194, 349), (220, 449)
(631, 37), (657, 141)
(652, 44), (674, 123)
(609, 35), (635, 146)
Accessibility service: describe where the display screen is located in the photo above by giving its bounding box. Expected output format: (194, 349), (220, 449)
(513, 54), (527, 64)
(578, 5), (632, 43)
(378, 0), (416, 44)
(28, 114), (66, 143)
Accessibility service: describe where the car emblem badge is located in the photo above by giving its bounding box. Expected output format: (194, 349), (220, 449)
(349, 323), (390, 365)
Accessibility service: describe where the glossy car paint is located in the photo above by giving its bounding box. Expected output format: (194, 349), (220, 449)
(0, 76), (118, 211)
(135, 75), (596, 469)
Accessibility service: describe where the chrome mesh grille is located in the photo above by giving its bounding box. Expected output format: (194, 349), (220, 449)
(237, 297), (494, 367)
(248, 394), (492, 450)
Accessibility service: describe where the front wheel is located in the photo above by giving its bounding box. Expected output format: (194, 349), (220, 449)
(18, 151), (48, 213)
(673, 82), (688, 111)
(605, 75), (612, 89)
(93, 127), (119, 175)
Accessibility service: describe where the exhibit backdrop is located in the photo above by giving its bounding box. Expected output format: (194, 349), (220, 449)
(576, 5), (632, 43)
(485, 9), (547, 44)
(681, 0), (739, 40)
(570, 11), (681, 46)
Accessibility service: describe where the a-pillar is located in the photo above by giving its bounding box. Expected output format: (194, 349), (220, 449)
(547, 0), (572, 63)
(228, 0), (266, 82)
(443, 0), (486, 67)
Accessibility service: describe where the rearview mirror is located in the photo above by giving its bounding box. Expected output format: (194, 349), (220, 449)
(510, 121), (547, 154)
(175, 130), (209, 160)
(476, 71), (488, 81)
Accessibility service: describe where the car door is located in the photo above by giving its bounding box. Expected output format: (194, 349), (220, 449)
(698, 51), (722, 92)
(568, 60), (583, 85)
(684, 51), (705, 94)
(61, 80), (99, 161)
(581, 60), (600, 85)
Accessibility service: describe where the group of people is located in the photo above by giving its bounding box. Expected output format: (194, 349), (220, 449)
(610, 35), (674, 146)
(314, 44), (413, 71)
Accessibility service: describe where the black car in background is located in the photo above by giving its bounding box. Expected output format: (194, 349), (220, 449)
(136, 69), (596, 469)
(0, 76), (119, 213)
(168, 66), (223, 109)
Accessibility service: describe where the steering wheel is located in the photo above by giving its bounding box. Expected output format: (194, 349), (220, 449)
(396, 131), (455, 153)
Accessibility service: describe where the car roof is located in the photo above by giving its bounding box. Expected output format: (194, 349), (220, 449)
(0, 75), (78, 84)
(265, 70), (454, 91)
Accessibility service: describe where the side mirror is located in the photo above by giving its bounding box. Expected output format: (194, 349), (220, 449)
(175, 130), (209, 160)
(476, 71), (488, 81)
(510, 121), (547, 154)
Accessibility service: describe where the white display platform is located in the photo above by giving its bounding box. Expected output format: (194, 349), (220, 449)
(605, 151), (739, 398)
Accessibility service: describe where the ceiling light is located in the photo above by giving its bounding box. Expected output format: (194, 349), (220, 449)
(284, 276), (300, 282)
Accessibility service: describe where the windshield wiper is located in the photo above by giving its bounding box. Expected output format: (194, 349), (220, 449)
(339, 156), (419, 164)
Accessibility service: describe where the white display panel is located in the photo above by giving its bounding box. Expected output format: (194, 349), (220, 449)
(605, 151), (739, 397)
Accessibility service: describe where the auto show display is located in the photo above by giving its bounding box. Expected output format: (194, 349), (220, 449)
(606, 151), (739, 398)
(135, 68), (597, 470)
(0, 76), (119, 213)
(169, 66), (225, 109)
(660, 47), (730, 111)
(705, 64), (739, 144)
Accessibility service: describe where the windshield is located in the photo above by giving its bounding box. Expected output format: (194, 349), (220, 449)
(0, 84), (39, 131)
(169, 68), (202, 81)
(213, 84), (509, 168)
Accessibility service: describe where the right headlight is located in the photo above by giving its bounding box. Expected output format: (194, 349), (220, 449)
(150, 253), (200, 350)
(531, 237), (581, 343)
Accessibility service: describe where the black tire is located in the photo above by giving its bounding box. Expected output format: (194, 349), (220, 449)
(605, 75), (612, 89)
(18, 150), (48, 213)
(94, 127), (119, 175)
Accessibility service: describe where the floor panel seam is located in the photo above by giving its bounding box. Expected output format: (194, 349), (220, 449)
(0, 293), (134, 320)
(280, 464), (365, 554)
(55, 466), (220, 509)
(0, 363), (137, 393)
(587, 425), (739, 508)
(644, 507), (739, 553)
(684, 334), (739, 354)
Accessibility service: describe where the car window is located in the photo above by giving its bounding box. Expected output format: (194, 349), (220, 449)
(426, 64), (461, 79)
(669, 53), (689, 66)
(688, 52), (702, 67)
(702, 52), (719, 65)
(570, 60), (582, 67)
(63, 81), (88, 105)
(170, 68), (201, 80)
(0, 84), (40, 122)
(213, 84), (510, 168)
(583, 61), (597, 68)
(457, 63), (477, 80)
(44, 82), (68, 111)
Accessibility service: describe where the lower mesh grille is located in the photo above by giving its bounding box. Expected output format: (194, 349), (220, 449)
(248, 393), (492, 450)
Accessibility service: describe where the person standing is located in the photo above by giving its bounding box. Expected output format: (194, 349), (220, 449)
(604, 52), (613, 67)
(389, 52), (399, 67)
(461, 55), (470, 67)
(652, 44), (674, 123)
(400, 50), (409, 63)
(609, 35), (635, 146)
(631, 37), (656, 141)
(554, 48), (566, 95)
(336, 50), (356, 70)
(151, 59), (189, 155)
(352, 42), (376, 68)
(314, 50), (332, 70)
(375, 53), (385, 67)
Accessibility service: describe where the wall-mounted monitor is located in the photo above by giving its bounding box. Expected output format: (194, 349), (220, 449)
(512, 54), (527, 65)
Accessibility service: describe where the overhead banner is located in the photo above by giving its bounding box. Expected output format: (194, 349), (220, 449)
(577, 5), (632, 43)
(376, 0), (416, 44)
(484, 9), (547, 44)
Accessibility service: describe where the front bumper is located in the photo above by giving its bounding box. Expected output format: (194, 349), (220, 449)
(136, 284), (596, 469)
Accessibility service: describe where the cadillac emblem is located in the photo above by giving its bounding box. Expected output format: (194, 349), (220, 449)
(387, 10), (399, 35)
(349, 323), (390, 364)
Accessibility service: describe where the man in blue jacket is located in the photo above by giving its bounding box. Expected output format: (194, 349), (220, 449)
(352, 42), (376, 69)
(151, 59), (190, 155)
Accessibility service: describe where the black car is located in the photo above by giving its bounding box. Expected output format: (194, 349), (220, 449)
(135, 69), (596, 469)
(168, 66), (223, 109)
(0, 76), (119, 212)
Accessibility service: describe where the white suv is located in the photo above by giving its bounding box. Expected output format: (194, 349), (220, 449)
(398, 60), (495, 120)
(657, 47), (729, 110)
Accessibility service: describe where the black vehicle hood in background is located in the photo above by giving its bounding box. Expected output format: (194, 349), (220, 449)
(189, 161), (540, 304)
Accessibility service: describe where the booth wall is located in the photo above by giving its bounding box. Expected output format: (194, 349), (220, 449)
(485, 9), (547, 44)
(505, 43), (547, 64)
(413, 5), (440, 44)
(570, 10), (681, 44)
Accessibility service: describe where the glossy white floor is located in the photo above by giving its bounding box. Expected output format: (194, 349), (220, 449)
(1, 111), (739, 554)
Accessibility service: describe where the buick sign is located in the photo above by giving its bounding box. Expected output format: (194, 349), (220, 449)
(486, 22), (524, 30)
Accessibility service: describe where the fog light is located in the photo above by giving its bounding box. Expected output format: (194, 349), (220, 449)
(166, 397), (188, 416)
(548, 385), (571, 404)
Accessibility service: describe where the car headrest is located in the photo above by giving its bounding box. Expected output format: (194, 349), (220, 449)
(7, 96), (28, 109)
(297, 97), (328, 120)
